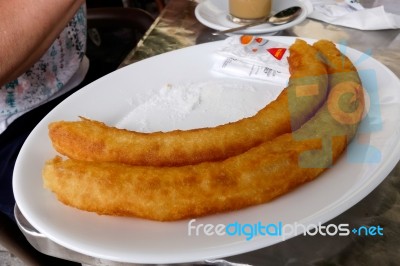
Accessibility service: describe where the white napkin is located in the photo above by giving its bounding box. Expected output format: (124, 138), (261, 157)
(213, 36), (290, 85)
(308, 0), (400, 30)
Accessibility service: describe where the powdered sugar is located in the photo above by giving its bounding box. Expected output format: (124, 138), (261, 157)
(116, 79), (281, 132)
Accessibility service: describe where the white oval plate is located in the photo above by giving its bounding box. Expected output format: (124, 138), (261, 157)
(13, 37), (400, 264)
(195, 0), (310, 35)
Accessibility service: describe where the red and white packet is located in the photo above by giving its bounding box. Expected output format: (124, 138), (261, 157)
(213, 35), (290, 85)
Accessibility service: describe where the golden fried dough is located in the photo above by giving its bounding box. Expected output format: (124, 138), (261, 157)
(43, 40), (364, 221)
(48, 39), (328, 166)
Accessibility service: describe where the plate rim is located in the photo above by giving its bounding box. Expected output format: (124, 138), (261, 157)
(13, 36), (400, 264)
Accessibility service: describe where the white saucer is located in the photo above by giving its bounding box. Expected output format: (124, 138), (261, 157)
(195, 0), (310, 35)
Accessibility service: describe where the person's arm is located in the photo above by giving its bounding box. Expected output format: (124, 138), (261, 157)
(0, 0), (85, 86)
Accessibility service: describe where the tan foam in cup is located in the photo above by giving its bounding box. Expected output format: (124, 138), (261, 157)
(229, 0), (272, 24)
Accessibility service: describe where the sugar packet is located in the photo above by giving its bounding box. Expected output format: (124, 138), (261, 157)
(213, 35), (290, 85)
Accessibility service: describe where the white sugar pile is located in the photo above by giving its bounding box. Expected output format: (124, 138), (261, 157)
(116, 80), (280, 132)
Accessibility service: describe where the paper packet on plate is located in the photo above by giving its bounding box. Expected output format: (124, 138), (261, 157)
(213, 35), (290, 85)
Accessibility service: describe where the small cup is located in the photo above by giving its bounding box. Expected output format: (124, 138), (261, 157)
(228, 0), (272, 24)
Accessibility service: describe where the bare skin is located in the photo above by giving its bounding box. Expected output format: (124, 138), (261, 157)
(0, 0), (85, 85)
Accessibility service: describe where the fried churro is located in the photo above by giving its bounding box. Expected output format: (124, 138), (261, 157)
(43, 40), (364, 221)
(48, 39), (328, 166)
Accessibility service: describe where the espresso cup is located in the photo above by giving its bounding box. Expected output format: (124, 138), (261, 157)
(228, 0), (272, 24)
